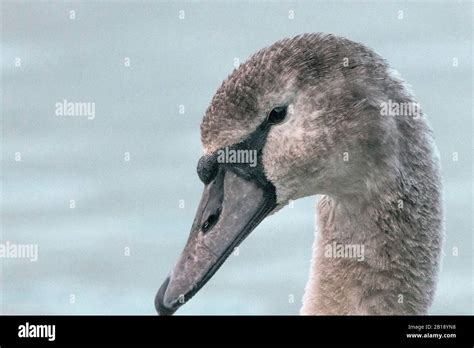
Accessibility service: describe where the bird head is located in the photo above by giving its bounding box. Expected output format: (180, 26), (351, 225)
(155, 33), (407, 315)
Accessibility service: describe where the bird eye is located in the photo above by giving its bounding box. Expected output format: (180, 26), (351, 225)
(267, 106), (287, 125)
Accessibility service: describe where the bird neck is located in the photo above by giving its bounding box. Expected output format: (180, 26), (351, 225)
(301, 158), (443, 315)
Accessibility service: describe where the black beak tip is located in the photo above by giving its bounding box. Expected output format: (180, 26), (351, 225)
(155, 276), (177, 316)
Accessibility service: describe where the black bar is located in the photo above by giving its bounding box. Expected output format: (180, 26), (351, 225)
(0, 315), (472, 346)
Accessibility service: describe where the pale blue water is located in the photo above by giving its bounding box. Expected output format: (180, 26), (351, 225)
(1, 1), (472, 314)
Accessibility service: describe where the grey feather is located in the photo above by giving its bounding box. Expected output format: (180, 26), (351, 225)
(200, 33), (443, 315)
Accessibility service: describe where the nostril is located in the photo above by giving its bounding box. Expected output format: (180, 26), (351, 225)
(201, 208), (221, 233)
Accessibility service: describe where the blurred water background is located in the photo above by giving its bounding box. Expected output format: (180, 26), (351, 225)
(1, 1), (472, 314)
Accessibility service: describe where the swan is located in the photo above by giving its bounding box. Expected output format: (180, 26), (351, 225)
(155, 33), (443, 315)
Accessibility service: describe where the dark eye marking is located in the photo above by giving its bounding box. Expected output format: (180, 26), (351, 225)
(267, 106), (287, 125)
(197, 105), (288, 187)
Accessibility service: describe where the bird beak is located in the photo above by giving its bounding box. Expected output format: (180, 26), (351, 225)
(155, 167), (276, 315)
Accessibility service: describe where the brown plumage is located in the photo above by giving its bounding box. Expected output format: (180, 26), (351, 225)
(157, 33), (443, 315)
